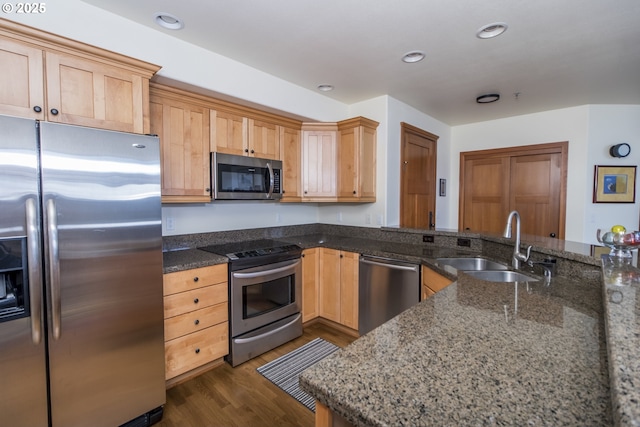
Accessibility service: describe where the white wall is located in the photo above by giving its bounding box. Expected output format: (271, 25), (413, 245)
(584, 105), (640, 243)
(450, 105), (640, 243)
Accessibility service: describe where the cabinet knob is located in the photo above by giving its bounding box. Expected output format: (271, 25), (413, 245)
(549, 233), (557, 238)
(251, 149), (255, 154)
(193, 276), (199, 282)
(304, 191), (308, 194)
(33, 106), (42, 113)
(244, 149), (249, 153)
(195, 348), (200, 354)
(194, 298), (199, 304)
(50, 108), (59, 116)
(340, 254), (344, 258)
(353, 190), (357, 194)
(194, 319), (200, 325)
(205, 188), (211, 193)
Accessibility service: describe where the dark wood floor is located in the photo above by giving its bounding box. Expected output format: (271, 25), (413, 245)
(158, 323), (356, 427)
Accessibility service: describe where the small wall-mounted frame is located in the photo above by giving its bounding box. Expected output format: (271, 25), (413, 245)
(439, 179), (446, 197)
(593, 165), (636, 203)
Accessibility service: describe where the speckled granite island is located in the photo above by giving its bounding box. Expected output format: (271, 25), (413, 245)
(300, 265), (611, 426)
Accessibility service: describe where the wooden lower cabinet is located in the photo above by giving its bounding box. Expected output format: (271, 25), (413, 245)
(422, 265), (453, 299)
(163, 264), (229, 385)
(318, 248), (359, 330)
(302, 248), (320, 322)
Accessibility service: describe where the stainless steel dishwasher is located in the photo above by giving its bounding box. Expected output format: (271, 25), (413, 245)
(359, 255), (421, 335)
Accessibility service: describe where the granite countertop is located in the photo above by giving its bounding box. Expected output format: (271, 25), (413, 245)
(601, 255), (640, 426)
(162, 231), (639, 425)
(300, 270), (611, 426)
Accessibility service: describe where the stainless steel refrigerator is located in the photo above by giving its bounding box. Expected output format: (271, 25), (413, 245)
(0, 115), (166, 427)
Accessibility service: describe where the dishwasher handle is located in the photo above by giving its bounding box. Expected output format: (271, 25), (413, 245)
(360, 257), (419, 272)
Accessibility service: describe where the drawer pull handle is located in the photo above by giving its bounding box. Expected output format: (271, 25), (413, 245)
(50, 108), (59, 115)
(33, 106), (42, 113)
(194, 319), (200, 325)
(194, 298), (199, 304)
(193, 276), (199, 282)
(195, 348), (200, 354)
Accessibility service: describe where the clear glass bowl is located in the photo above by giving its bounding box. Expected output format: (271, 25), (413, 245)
(596, 229), (640, 258)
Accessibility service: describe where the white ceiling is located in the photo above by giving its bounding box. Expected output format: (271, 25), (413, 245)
(82, 0), (640, 125)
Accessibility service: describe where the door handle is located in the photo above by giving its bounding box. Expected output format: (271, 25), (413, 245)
(266, 162), (274, 199)
(46, 199), (62, 340)
(25, 198), (42, 345)
(428, 211), (435, 229)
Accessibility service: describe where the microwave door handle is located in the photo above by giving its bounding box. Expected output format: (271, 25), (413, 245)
(266, 162), (275, 198)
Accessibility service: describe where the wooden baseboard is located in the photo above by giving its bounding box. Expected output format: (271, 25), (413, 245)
(304, 317), (360, 338)
(165, 357), (225, 389)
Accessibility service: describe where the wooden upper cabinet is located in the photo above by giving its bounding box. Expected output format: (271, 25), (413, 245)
(337, 117), (378, 202)
(210, 109), (247, 156)
(280, 125), (302, 202)
(150, 84), (211, 203)
(0, 19), (159, 133)
(0, 37), (44, 119)
(211, 110), (280, 160)
(301, 123), (337, 200)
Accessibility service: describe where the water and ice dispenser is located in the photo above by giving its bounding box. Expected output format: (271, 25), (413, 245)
(0, 238), (29, 322)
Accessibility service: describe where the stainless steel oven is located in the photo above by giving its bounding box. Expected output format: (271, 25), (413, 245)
(199, 240), (302, 366)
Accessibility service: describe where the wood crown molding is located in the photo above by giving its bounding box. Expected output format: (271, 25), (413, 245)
(0, 18), (160, 76)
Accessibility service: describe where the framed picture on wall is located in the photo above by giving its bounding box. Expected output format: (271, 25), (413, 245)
(593, 165), (636, 203)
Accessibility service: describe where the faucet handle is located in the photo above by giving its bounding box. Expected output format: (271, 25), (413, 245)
(515, 245), (532, 262)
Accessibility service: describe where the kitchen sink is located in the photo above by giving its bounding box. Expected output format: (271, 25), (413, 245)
(436, 257), (509, 271)
(462, 270), (538, 282)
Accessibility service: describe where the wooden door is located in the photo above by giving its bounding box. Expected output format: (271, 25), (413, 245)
(339, 251), (359, 330)
(150, 96), (211, 202)
(45, 51), (148, 133)
(319, 248), (340, 322)
(248, 119), (279, 159)
(301, 248), (319, 323)
(211, 109), (247, 156)
(459, 142), (567, 239)
(461, 157), (510, 233)
(510, 153), (563, 238)
(400, 123), (438, 228)
(0, 38), (45, 119)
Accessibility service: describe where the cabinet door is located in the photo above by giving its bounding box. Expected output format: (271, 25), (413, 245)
(359, 124), (377, 201)
(339, 251), (359, 330)
(319, 248), (341, 322)
(280, 125), (302, 201)
(301, 248), (319, 322)
(302, 130), (336, 198)
(150, 96), (211, 202)
(45, 51), (148, 133)
(248, 119), (279, 159)
(337, 126), (359, 200)
(211, 109), (247, 156)
(0, 38), (45, 119)
(421, 266), (452, 299)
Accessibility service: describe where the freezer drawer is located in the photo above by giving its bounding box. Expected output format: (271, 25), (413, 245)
(358, 255), (420, 335)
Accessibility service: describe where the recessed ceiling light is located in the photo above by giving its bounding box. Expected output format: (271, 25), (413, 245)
(402, 51), (425, 63)
(317, 84), (334, 92)
(154, 12), (184, 30)
(476, 22), (508, 39)
(476, 94), (500, 103)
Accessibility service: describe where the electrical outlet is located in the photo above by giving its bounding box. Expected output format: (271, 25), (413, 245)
(337, 212), (343, 222)
(376, 214), (383, 225)
(457, 238), (471, 247)
(166, 217), (175, 231)
(423, 235), (434, 243)
(365, 214), (372, 224)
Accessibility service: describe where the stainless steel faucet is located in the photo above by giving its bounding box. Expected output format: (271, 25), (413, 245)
(503, 210), (531, 269)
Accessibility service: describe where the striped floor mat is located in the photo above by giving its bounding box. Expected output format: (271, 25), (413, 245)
(257, 337), (339, 412)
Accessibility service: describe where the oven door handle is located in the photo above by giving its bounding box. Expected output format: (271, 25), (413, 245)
(232, 259), (300, 279)
(233, 313), (302, 344)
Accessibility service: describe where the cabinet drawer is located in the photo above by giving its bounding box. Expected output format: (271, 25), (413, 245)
(163, 264), (227, 296)
(164, 302), (227, 342)
(164, 283), (227, 318)
(165, 323), (229, 380)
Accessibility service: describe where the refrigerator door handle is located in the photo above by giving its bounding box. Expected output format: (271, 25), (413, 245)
(25, 198), (42, 344)
(46, 198), (62, 340)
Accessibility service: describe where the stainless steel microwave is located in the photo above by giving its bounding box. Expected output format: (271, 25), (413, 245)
(211, 152), (283, 200)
